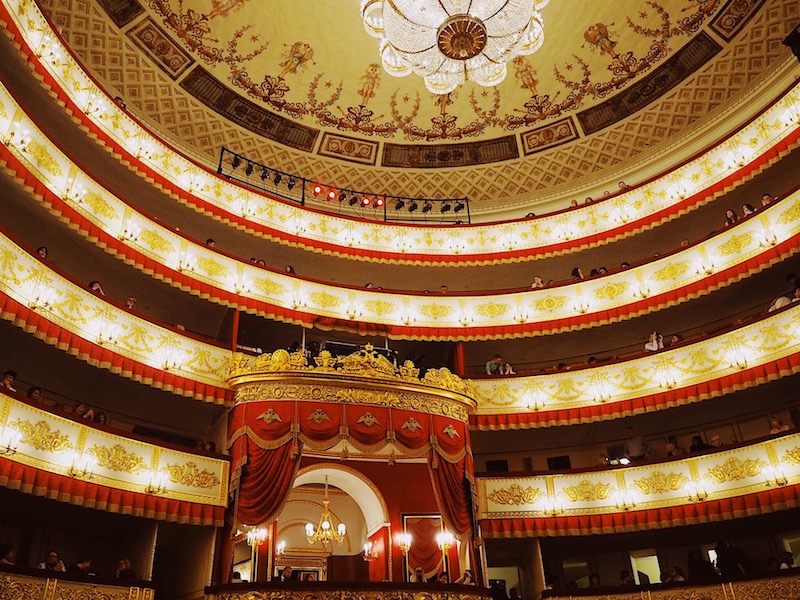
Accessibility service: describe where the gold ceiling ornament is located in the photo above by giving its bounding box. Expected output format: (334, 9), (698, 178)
(488, 483), (543, 506)
(361, 0), (550, 94)
(306, 476), (347, 547)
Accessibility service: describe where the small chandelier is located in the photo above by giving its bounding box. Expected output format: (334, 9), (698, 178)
(306, 477), (346, 547)
(246, 527), (268, 548)
(361, 0), (551, 94)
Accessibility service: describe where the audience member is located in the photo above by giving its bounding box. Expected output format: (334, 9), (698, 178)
(27, 386), (42, 401)
(125, 296), (136, 309)
(439, 285), (448, 294)
(619, 570), (635, 585)
(687, 550), (717, 580)
(232, 571), (245, 583)
(94, 412), (108, 425)
(769, 416), (790, 434)
(438, 572), (450, 584)
(710, 434), (725, 448)
(486, 354), (503, 376)
(455, 570), (476, 585)
(0, 543), (16, 565)
(38, 551), (66, 571)
(714, 541), (746, 577)
(88, 281), (105, 296)
(36, 246), (48, 259)
(667, 334), (683, 347)
(257, 259), (266, 266)
(67, 557), (93, 576)
(597, 453), (610, 466)
(115, 558), (136, 579)
(508, 587), (521, 600)
(205, 238), (216, 247)
(73, 403), (88, 417)
(669, 566), (686, 582)
(793, 287), (800, 302)
(598, 266), (608, 274)
(621, 262), (631, 269)
(503, 363), (516, 375)
(275, 566), (293, 582)
(284, 265), (295, 273)
(619, 181), (629, 190)
(768, 295), (792, 312)
(1, 370), (17, 392)
(779, 551), (794, 569)
(742, 203), (755, 215)
(624, 426), (649, 462)
(665, 436), (686, 456)
(644, 331), (664, 352)
(689, 435), (713, 452)
(570, 267), (584, 280)
(761, 193), (774, 207)
(724, 210), (739, 226)
(531, 276), (544, 289)
(570, 199), (578, 208)
(589, 573), (601, 587)
(412, 567), (426, 583)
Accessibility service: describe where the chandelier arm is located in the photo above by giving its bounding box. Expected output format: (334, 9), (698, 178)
(484, 0), (514, 22)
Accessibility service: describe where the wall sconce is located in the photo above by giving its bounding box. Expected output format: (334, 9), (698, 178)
(0, 424), (21, 455)
(694, 260), (714, 276)
(291, 294), (307, 310)
(118, 220), (141, 243)
(4, 127), (32, 152)
(347, 304), (363, 320)
(134, 139), (155, 161)
(724, 339), (749, 370)
(275, 541), (286, 557)
(28, 286), (56, 311)
(236, 198), (256, 219)
(759, 226), (778, 247)
(96, 324), (121, 347)
(686, 481), (708, 502)
(68, 452), (97, 479)
(176, 254), (197, 273)
(436, 531), (455, 553)
(764, 465), (788, 487)
(363, 541), (379, 561)
(65, 180), (87, 204)
(655, 358), (677, 390)
(234, 278), (253, 295)
(145, 470), (168, 495)
(634, 282), (651, 299)
(542, 497), (564, 518)
(573, 298), (589, 314)
(401, 313), (416, 326)
(614, 490), (637, 511)
(246, 527), (268, 548)
(458, 312), (474, 327)
(514, 309), (529, 324)
(396, 533), (412, 556)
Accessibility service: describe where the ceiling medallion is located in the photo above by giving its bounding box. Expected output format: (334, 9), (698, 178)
(361, 0), (551, 94)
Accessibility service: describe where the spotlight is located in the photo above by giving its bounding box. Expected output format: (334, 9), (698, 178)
(375, 196), (385, 207)
(395, 199), (405, 211)
(327, 190), (337, 201)
(441, 201), (451, 213)
(408, 200), (419, 213)
(287, 178), (296, 190)
(362, 196), (371, 207)
(422, 201), (432, 214)
(244, 162), (254, 176)
(313, 184), (323, 196)
(231, 155), (241, 169)
(454, 200), (465, 213)
(260, 168), (269, 181)
(273, 173), (283, 186)
(338, 192), (347, 203)
(349, 196), (358, 206)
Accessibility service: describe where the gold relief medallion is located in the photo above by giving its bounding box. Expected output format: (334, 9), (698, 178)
(254, 277), (287, 296)
(309, 291), (342, 308)
(81, 190), (118, 220)
(633, 471), (689, 495)
(653, 261), (689, 282)
(364, 299), (396, 316)
(593, 281), (629, 301)
(562, 480), (611, 502)
(28, 139), (63, 177)
(87, 444), (147, 474)
(12, 419), (73, 453)
(487, 483), (543, 505)
(475, 302), (509, 318)
(705, 457), (766, 483)
(533, 295), (567, 312)
(164, 461), (220, 489)
(139, 229), (175, 253)
(419, 303), (452, 320)
(195, 257), (230, 278)
(716, 232), (754, 256)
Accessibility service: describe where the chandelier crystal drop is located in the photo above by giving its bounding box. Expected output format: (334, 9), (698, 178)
(361, 0), (551, 94)
(305, 477), (347, 547)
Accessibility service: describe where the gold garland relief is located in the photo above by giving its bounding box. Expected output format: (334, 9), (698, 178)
(487, 483), (543, 505)
(705, 457), (766, 483)
(164, 461), (221, 489)
(12, 419), (73, 453)
(562, 480), (612, 502)
(633, 471), (689, 495)
(87, 444), (147, 474)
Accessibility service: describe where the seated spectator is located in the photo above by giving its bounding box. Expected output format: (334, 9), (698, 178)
(589, 268), (599, 276)
(589, 573), (601, 587)
(779, 551), (795, 569)
(598, 266), (608, 274)
(670, 566), (686, 582)
(439, 285), (448, 294)
(742, 203), (756, 215)
(665, 436), (686, 456)
(232, 571), (246, 583)
(687, 550), (716, 580)
(125, 296), (136, 309)
(438, 572), (449, 584)
(570, 267), (584, 280)
(284, 265), (295, 273)
(73, 403), (88, 417)
(569, 199), (578, 208)
(364, 282), (374, 288)
(768, 295), (792, 312)
(793, 287), (800, 302)
(619, 570), (635, 585)
(724, 209), (739, 226)
(94, 411), (108, 425)
(689, 435), (713, 452)
(27, 386), (42, 401)
(769, 416), (790, 434)
(714, 541), (746, 577)
(584, 197), (593, 204)
(619, 181), (629, 190)
(88, 281), (105, 296)
(486, 354), (503, 376)
(205, 238), (216, 247)
(0, 543), (16, 565)
(597, 453), (610, 466)
(680, 239), (690, 247)
(1, 370), (17, 392)
(503, 363), (516, 375)
(115, 558), (136, 580)
(710, 434), (725, 448)
(531, 276), (544, 289)
(624, 426), (649, 462)
(38, 551), (66, 572)
(761, 193), (774, 207)
(644, 332), (664, 352)
(257, 259), (266, 266)
(36, 246), (48, 259)
(455, 570), (476, 585)
(508, 588), (521, 600)
(667, 334), (683, 347)
(67, 557), (93, 576)
(621, 261), (631, 269)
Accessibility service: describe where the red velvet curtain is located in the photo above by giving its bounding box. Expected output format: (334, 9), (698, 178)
(234, 438), (300, 526)
(429, 453), (474, 537)
(406, 516), (443, 578)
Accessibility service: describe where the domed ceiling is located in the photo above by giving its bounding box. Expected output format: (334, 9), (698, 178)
(39, 0), (798, 212)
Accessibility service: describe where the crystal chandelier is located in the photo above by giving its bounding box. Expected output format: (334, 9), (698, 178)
(305, 477), (347, 547)
(361, 0), (551, 94)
